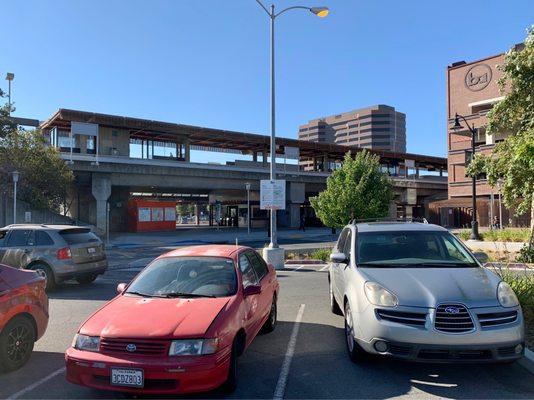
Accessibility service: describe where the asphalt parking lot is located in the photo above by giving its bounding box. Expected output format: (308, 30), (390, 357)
(1, 247), (534, 399)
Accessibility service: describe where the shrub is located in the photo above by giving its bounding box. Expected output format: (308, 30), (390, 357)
(310, 248), (332, 262)
(517, 245), (534, 264)
(494, 265), (534, 307)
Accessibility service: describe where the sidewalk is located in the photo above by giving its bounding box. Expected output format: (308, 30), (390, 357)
(109, 227), (339, 249)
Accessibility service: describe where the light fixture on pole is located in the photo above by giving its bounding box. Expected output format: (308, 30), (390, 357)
(5, 73), (14, 116)
(12, 171), (19, 224)
(245, 183), (251, 235)
(451, 113), (481, 240)
(255, 0), (329, 267)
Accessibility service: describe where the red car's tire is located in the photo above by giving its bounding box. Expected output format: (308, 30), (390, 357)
(261, 297), (277, 333)
(221, 339), (239, 393)
(0, 316), (36, 372)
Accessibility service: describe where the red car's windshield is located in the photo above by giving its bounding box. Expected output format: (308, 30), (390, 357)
(125, 257), (237, 298)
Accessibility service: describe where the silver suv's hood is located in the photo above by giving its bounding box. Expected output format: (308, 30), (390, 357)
(359, 266), (501, 308)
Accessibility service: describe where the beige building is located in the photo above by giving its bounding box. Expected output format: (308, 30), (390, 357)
(298, 104), (406, 151)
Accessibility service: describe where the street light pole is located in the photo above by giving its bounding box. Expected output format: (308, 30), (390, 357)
(245, 183), (251, 235)
(5, 73), (14, 116)
(12, 171), (19, 224)
(255, 0), (329, 260)
(452, 113), (481, 240)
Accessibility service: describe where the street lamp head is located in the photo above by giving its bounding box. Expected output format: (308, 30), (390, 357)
(12, 171), (19, 183)
(310, 6), (329, 17)
(451, 113), (463, 131)
(5, 72), (14, 81)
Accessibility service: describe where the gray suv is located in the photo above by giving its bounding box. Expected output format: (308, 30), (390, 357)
(328, 221), (524, 363)
(0, 224), (107, 291)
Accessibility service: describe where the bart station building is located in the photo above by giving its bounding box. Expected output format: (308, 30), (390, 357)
(38, 109), (448, 235)
(428, 43), (531, 228)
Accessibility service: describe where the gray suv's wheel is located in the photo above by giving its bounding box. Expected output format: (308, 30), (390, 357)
(32, 263), (56, 291)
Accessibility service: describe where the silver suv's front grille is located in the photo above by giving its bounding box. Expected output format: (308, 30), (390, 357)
(435, 304), (474, 333)
(477, 310), (518, 328)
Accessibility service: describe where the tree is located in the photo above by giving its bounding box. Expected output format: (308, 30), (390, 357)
(310, 150), (393, 228)
(466, 26), (534, 255)
(0, 95), (73, 211)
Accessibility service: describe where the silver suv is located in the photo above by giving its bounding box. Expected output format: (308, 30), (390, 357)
(0, 224), (107, 291)
(328, 221), (524, 363)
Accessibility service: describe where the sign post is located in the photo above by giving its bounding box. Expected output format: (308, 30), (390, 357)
(260, 179), (286, 269)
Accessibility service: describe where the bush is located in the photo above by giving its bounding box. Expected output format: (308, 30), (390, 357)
(517, 245), (534, 263)
(455, 228), (531, 243)
(310, 248), (332, 262)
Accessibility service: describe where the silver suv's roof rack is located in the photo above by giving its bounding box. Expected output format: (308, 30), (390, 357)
(350, 217), (428, 225)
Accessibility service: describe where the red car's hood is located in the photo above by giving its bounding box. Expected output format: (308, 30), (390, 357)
(80, 295), (231, 339)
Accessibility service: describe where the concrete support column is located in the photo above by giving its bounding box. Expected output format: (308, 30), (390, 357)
(184, 141), (191, 162)
(323, 154), (328, 171)
(91, 173), (111, 236)
(252, 152), (258, 162)
(195, 204), (200, 225)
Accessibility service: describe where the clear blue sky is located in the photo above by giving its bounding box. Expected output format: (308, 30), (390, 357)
(2, 0), (532, 158)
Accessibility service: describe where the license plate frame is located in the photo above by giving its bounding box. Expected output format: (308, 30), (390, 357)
(110, 368), (144, 388)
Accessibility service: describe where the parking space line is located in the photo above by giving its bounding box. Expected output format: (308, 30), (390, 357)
(273, 303), (305, 400)
(319, 265), (329, 271)
(7, 367), (66, 400)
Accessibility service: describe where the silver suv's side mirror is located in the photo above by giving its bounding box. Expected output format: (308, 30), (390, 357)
(473, 251), (489, 264)
(330, 252), (348, 264)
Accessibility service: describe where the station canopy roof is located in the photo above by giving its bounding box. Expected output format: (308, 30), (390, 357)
(40, 108), (446, 169)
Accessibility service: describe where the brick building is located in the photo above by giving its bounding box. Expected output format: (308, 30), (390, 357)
(428, 43), (529, 228)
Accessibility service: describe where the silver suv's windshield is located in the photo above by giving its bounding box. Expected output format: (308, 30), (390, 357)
(126, 257), (237, 298)
(357, 231), (477, 267)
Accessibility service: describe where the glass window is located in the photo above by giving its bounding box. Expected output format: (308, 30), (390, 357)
(6, 230), (31, 247)
(247, 251), (269, 281)
(0, 230), (7, 247)
(343, 231), (352, 259)
(337, 229), (348, 252)
(126, 257), (237, 298)
(34, 231), (54, 246)
(357, 231), (477, 267)
(59, 229), (99, 245)
(239, 253), (258, 288)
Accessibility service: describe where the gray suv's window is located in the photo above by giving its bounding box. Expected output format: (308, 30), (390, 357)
(0, 230), (7, 247)
(343, 231), (352, 260)
(6, 230), (31, 246)
(337, 228), (349, 252)
(34, 231), (54, 246)
(59, 229), (99, 245)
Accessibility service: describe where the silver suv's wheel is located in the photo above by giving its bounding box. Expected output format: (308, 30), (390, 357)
(344, 302), (367, 363)
(329, 277), (342, 315)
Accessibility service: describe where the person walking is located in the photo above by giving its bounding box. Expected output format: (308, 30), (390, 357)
(299, 215), (306, 231)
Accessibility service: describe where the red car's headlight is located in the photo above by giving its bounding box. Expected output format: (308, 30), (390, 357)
(169, 339), (218, 356)
(73, 334), (100, 352)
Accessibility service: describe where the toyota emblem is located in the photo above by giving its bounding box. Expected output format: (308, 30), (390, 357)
(126, 343), (137, 352)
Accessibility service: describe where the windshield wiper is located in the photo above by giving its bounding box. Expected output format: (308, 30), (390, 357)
(160, 292), (216, 298)
(125, 291), (154, 298)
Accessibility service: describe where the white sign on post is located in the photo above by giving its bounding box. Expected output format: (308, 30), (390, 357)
(260, 180), (286, 210)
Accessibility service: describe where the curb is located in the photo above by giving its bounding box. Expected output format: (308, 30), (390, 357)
(518, 348), (534, 375)
(285, 260), (326, 265)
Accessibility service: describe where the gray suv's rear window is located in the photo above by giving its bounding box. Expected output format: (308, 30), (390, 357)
(59, 229), (99, 245)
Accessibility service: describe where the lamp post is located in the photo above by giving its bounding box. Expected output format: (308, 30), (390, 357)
(255, 0), (329, 263)
(5, 73), (14, 116)
(12, 171), (19, 224)
(451, 113), (481, 240)
(245, 183), (251, 235)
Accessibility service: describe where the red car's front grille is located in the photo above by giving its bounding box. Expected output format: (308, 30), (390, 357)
(100, 338), (169, 356)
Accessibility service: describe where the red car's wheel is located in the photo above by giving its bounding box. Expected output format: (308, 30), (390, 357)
(0, 316), (36, 372)
(221, 338), (239, 393)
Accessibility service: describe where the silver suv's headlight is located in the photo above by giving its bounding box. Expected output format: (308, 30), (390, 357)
(364, 282), (398, 307)
(169, 339), (218, 356)
(497, 281), (519, 308)
(73, 334), (100, 352)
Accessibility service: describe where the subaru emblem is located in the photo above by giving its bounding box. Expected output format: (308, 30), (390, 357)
(126, 343), (137, 352)
(444, 306), (460, 314)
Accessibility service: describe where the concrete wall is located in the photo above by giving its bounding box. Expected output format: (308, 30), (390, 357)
(0, 193), (74, 228)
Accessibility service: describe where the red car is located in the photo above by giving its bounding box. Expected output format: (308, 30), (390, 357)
(0, 264), (49, 372)
(65, 245), (279, 395)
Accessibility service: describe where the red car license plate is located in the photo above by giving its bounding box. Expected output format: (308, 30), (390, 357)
(110, 368), (144, 387)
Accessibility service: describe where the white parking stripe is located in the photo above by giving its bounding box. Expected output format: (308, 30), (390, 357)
(7, 367), (66, 400)
(319, 264), (329, 271)
(273, 304), (306, 400)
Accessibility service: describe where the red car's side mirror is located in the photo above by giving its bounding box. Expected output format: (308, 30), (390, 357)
(117, 283), (127, 294)
(243, 285), (262, 297)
